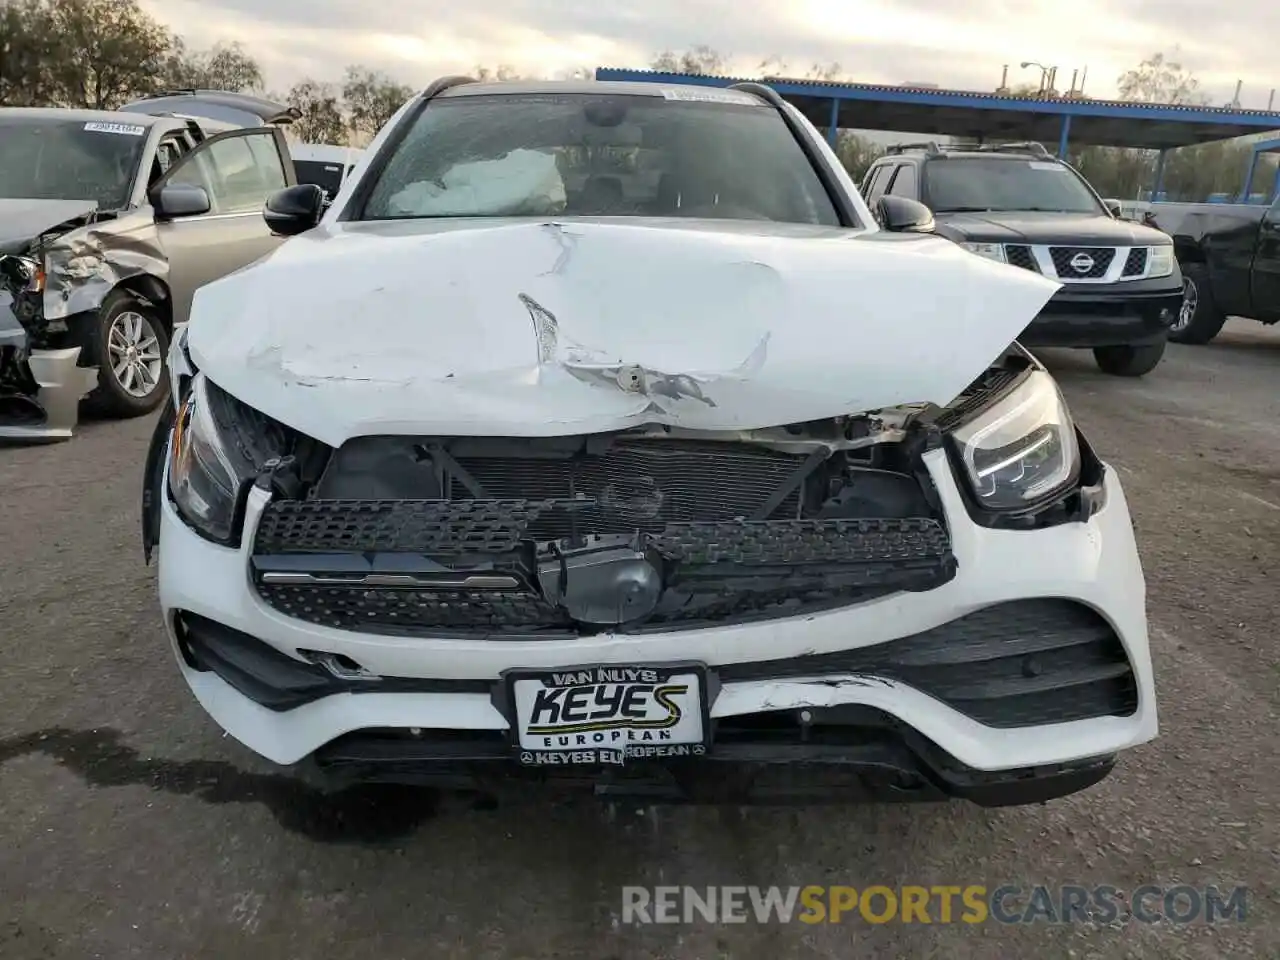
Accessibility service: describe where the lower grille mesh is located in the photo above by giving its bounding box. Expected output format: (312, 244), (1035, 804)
(718, 598), (1138, 727)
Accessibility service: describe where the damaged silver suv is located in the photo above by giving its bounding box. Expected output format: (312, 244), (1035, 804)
(0, 91), (298, 440)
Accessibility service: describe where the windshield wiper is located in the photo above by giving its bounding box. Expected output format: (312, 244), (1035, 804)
(934, 206), (992, 213)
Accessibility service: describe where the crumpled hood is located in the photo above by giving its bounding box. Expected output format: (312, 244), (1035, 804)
(187, 218), (1061, 447)
(0, 198), (98, 253)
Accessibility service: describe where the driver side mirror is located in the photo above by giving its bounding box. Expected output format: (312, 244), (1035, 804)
(1103, 198), (1124, 219)
(876, 195), (935, 233)
(152, 184), (212, 219)
(264, 184), (328, 237)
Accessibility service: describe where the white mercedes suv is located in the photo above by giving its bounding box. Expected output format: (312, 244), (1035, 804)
(140, 77), (1157, 806)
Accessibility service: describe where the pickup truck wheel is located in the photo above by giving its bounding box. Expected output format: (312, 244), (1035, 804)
(1093, 341), (1166, 377)
(1169, 263), (1227, 345)
(85, 292), (170, 419)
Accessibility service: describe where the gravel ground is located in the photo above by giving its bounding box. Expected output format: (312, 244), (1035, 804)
(2, 320), (1278, 959)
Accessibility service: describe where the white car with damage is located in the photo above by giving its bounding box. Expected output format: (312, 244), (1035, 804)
(141, 78), (1157, 806)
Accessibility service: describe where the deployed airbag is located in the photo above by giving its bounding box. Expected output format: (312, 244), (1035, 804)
(386, 149), (566, 217)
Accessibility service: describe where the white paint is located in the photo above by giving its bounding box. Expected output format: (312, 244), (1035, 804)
(1028, 161), (1068, 171)
(158, 451), (1155, 770)
(187, 217), (1060, 446)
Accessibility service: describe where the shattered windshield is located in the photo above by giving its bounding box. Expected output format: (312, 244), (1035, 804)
(923, 158), (1103, 214)
(359, 92), (842, 225)
(0, 117), (147, 209)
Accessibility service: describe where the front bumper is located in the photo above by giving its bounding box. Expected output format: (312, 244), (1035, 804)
(1019, 282), (1183, 349)
(156, 446), (1158, 802)
(1, 296), (95, 441)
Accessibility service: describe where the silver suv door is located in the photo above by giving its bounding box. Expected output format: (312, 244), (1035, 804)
(150, 126), (295, 326)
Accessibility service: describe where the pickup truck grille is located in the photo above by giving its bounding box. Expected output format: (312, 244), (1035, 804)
(1122, 247), (1148, 276)
(1048, 246), (1114, 279)
(1003, 244), (1152, 282)
(1004, 245), (1039, 272)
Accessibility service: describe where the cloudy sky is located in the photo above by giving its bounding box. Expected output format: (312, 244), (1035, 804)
(139, 0), (1278, 107)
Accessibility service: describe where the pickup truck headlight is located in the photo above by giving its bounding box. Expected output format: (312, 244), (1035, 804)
(1146, 244), (1174, 278)
(960, 242), (1007, 264)
(168, 374), (286, 544)
(949, 370), (1080, 511)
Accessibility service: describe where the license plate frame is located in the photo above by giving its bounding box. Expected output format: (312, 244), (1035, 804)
(501, 662), (713, 767)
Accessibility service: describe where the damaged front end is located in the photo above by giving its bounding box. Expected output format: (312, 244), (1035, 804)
(1, 206), (99, 440)
(0, 252), (93, 441)
(152, 345), (1098, 639)
(0, 204), (155, 441)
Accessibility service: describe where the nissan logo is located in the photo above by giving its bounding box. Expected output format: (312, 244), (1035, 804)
(1069, 252), (1096, 274)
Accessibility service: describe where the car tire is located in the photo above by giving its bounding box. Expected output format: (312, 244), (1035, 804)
(1169, 262), (1227, 345)
(1092, 341), (1166, 377)
(85, 292), (170, 419)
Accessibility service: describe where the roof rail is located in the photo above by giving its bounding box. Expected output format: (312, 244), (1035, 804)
(728, 81), (786, 109)
(420, 75), (478, 99)
(975, 141), (1052, 158)
(884, 141), (944, 156)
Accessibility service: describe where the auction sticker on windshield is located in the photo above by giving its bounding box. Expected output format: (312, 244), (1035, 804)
(505, 664), (711, 766)
(84, 121), (146, 137)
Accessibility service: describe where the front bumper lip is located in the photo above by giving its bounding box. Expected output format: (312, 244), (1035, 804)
(0, 346), (97, 441)
(306, 718), (1118, 806)
(157, 448), (1158, 770)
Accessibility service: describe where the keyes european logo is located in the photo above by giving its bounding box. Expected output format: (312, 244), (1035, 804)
(510, 666), (707, 765)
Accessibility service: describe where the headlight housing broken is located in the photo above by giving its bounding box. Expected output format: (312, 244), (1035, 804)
(948, 370), (1080, 512)
(168, 374), (289, 544)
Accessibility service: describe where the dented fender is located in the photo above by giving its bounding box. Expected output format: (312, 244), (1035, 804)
(40, 218), (169, 322)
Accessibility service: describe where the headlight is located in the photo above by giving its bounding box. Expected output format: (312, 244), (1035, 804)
(168, 374), (286, 544)
(960, 242), (1007, 264)
(949, 370), (1080, 511)
(0, 254), (44, 293)
(1146, 244), (1174, 278)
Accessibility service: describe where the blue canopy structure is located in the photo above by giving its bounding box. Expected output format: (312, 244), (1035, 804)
(595, 68), (1280, 157)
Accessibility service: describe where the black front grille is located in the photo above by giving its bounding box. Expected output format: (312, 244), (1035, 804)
(717, 598), (1138, 728)
(1004, 245), (1039, 272)
(252, 509), (956, 635)
(1122, 247), (1148, 277)
(1049, 246), (1114, 279)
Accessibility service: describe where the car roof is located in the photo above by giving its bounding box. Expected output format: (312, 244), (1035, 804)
(436, 78), (766, 105)
(0, 106), (171, 126)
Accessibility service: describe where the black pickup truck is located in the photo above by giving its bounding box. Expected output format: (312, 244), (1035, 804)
(861, 142), (1184, 377)
(1146, 198), (1280, 344)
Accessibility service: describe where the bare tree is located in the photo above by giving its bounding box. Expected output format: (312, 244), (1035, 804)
(165, 40), (262, 93)
(472, 64), (521, 81)
(342, 65), (412, 144)
(281, 78), (347, 144)
(1116, 50), (1208, 105)
(650, 45), (726, 75)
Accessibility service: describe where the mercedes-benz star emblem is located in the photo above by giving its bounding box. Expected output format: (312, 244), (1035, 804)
(1069, 252), (1095, 274)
